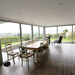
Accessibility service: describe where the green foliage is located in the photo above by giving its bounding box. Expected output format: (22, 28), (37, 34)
(34, 33), (38, 36)
(46, 29), (69, 39)
(52, 34), (57, 38)
(40, 34), (43, 40)
(47, 33), (52, 37)
(22, 34), (30, 41)
(73, 33), (75, 39)
(64, 29), (68, 32)
(62, 29), (68, 34)
(0, 35), (30, 44)
(25, 36), (30, 41)
(67, 34), (72, 39)
(0, 37), (6, 44)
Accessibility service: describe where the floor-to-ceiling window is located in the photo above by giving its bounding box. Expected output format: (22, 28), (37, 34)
(58, 26), (72, 42)
(40, 27), (43, 40)
(46, 27), (57, 41)
(22, 24), (31, 42)
(33, 26), (39, 40)
(0, 21), (20, 62)
(73, 25), (75, 42)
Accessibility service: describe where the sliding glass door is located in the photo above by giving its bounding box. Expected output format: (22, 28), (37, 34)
(73, 25), (75, 42)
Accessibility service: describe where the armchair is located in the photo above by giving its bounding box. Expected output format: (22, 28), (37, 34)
(54, 36), (63, 45)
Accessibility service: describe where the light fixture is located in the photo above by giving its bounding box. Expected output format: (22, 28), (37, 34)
(59, 3), (62, 6)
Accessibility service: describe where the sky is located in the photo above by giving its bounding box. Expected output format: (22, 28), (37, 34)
(0, 22), (74, 34)
(0, 22), (43, 34)
(0, 22), (20, 33)
(46, 26), (72, 34)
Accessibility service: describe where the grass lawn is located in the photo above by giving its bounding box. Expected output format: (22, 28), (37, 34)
(51, 38), (72, 41)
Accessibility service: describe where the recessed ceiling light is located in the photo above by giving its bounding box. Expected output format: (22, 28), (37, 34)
(18, 13), (20, 15)
(59, 3), (62, 6)
(63, 17), (64, 18)
(31, 21), (33, 22)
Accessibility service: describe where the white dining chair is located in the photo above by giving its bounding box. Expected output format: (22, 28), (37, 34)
(19, 46), (34, 68)
(5, 43), (19, 64)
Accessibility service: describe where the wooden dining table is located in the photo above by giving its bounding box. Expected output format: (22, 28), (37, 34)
(26, 41), (47, 62)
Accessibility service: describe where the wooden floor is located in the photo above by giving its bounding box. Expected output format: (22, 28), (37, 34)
(0, 43), (75, 75)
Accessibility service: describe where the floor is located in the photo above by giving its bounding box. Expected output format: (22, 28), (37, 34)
(0, 43), (75, 75)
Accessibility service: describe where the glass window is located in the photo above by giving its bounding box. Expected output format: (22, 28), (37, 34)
(0, 21), (20, 62)
(58, 26), (72, 42)
(73, 25), (75, 42)
(40, 27), (43, 40)
(46, 27), (57, 41)
(33, 26), (39, 40)
(22, 24), (31, 42)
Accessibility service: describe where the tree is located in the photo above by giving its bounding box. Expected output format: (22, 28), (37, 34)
(47, 33), (52, 38)
(52, 34), (57, 38)
(62, 29), (68, 38)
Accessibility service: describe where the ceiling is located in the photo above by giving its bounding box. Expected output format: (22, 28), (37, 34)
(0, 0), (75, 27)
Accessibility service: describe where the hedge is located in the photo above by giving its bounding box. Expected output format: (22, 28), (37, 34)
(0, 36), (30, 44)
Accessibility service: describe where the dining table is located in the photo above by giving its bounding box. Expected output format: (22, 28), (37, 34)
(26, 41), (47, 62)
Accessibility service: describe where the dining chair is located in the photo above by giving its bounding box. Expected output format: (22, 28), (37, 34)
(35, 39), (38, 42)
(27, 41), (32, 45)
(5, 43), (19, 64)
(33, 42), (44, 61)
(19, 46), (34, 68)
(25, 40), (32, 53)
(43, 41), (49, 53)
(38, 42), (44, 57)
(32, 40), (35, 43)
